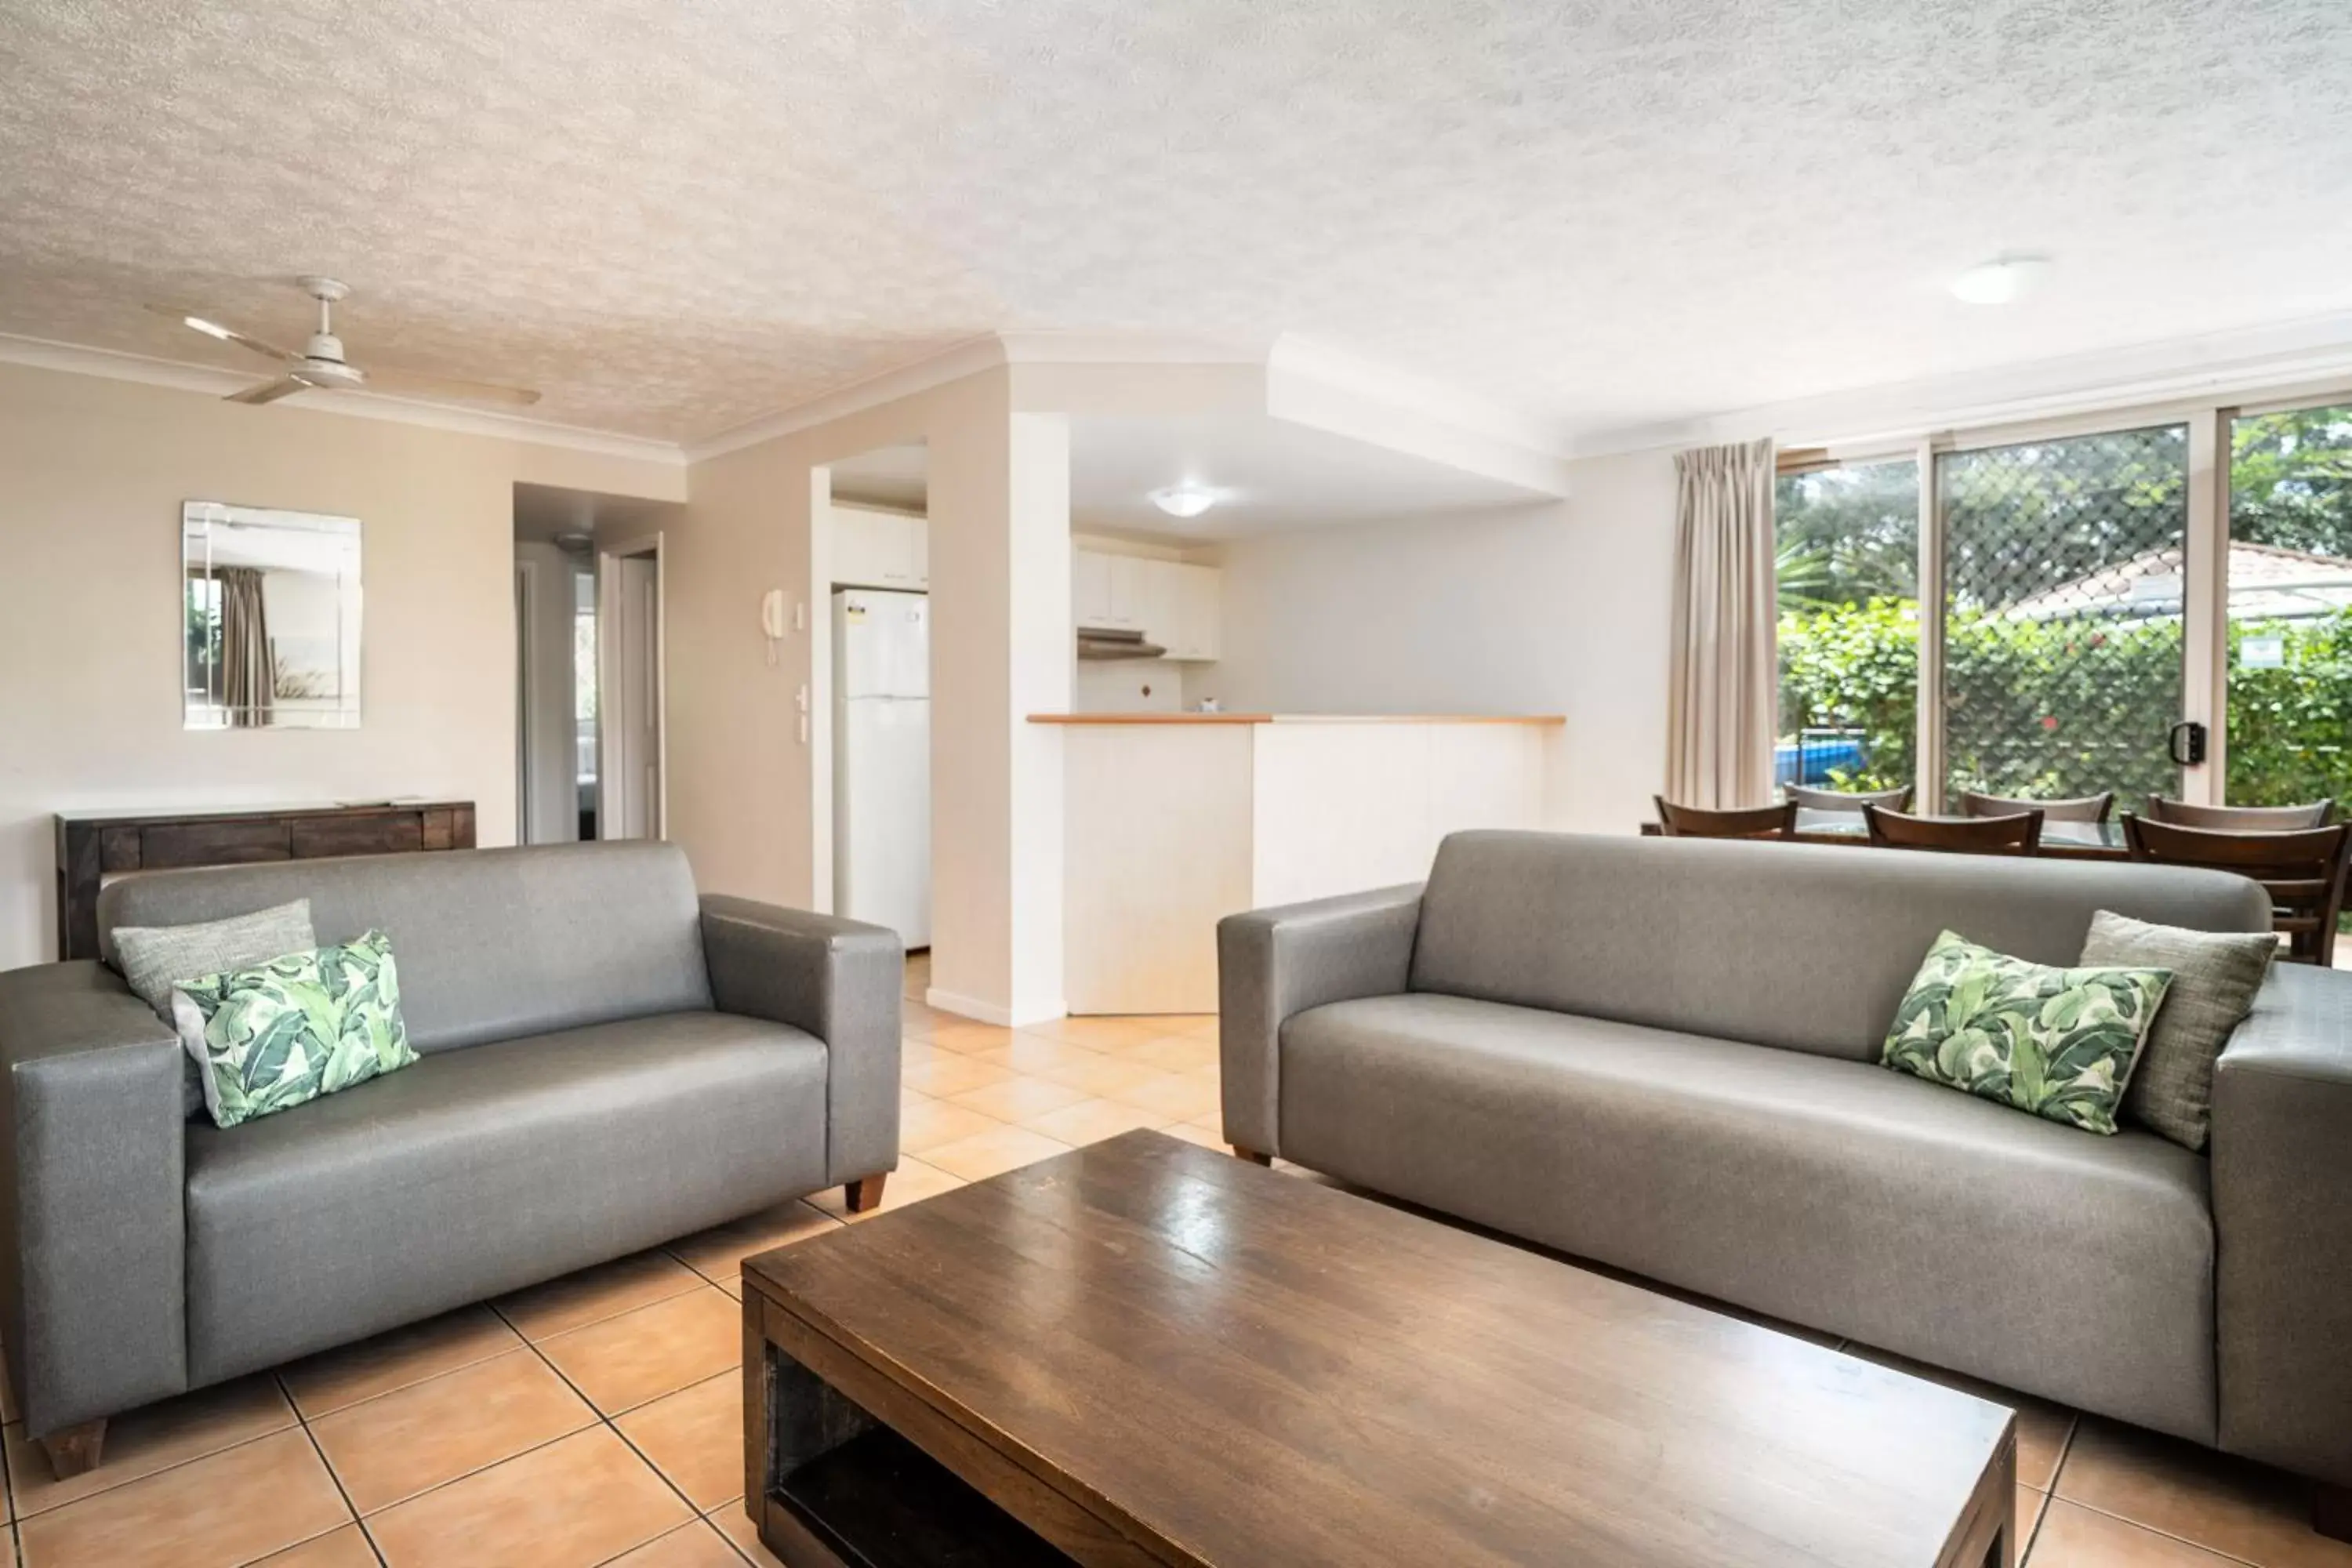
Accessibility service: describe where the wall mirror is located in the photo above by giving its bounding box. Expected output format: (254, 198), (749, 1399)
(183, 501), (362, 730)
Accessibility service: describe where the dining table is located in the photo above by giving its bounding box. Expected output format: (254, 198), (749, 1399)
(1639, 806), (2131, 860)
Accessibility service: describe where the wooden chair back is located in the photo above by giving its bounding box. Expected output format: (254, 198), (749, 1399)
(1959, 789), (2114, 824)
(1862, 803), (2044, 856)
(2145, 797), (2336, 830)
(1784, 783), (1914, 812)
(1653, 796), (1798, 840)
(2122, 815), (2351, 966)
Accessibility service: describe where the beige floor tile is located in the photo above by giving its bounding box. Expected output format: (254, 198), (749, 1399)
(666, 1200), (841, 1283)
(901, 1054), (1018, 1098)
(1109, 1034), (1221, 1073)
(899, 1096), (1005, 1153)
(1022, 1016), (1160, 1050)
(2025, 1496), (2249, 1566)
(0, 1526), (13, 1568)
(5, 1375), (293, 1517)
(1034, 1054), (1166, 1098)
(2019, 1485), (2049, 1552)
(538, 1287), (740, 1416)
(928, 1021), (1018, 1054)
(805, 1156), (965, 1221)
(1, 1356), (16, 1423)
(895, 1039), (946, 1073)
(1154, 1119), (1230, 1151)
(899, 1083), (933, 1106)
(1171, 1017), (1222, 1041)
(1021, 1097), (1167, 1146)
(898, 1004), (949, 1040)
(1109, 1070), (1221, 1123)
(614, 1371), (743, 1511)
(279, 1305), (521, 1419)
(709, 1504), (786, 1567)
(18, 1427), (349, 1568)
(716, 1276), (743, 1301)
(604, 1519), (746, 1567)
(963, 1035), (1108, 1073)
(947, 1076), (1091, 1123)
(365, 1425), (691, 1568)
(1116, 1014), (1216, 1033)
(249, 1524), (378, 1566)
(311, 1348), (594, 1515)
(495, 1250), (707, 1341)
(920, 1124), (1073, 1182)
(2053, 1418), (2352, 1566)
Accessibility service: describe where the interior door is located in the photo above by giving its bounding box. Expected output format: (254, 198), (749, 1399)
(599, 547), (663, 839)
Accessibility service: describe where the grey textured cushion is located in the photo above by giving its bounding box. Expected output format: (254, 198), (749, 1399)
(2082, 911), (2277, 1152)
(98, 844), (712, 1055)
(111, 898), (315, 1119)
(1409, 831), (2274, 1062)
(183, 1010), (829, 1385)
(1280, 992), (2217, 1443)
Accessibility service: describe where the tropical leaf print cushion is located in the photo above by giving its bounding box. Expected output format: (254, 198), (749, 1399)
(1882, 930), (2171, 1135)
(169, 931), (418, 1128)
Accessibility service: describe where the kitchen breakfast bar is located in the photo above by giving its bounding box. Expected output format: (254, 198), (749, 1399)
(1032, 713), (1563, 1014)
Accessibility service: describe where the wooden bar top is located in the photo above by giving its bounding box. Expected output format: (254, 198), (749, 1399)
(1029, 712), (1564, 725)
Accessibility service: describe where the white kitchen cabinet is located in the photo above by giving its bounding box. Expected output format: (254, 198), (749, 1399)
(1156, 563), (1221, 661)
(833, 506), (926, 589)
(1073, 550), (1116, 629)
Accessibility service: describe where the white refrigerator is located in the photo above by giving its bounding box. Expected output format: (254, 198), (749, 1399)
(833, 589), (931, 948)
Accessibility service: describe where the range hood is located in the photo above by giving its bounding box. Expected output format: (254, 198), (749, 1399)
(1076, 626), (1166, 661)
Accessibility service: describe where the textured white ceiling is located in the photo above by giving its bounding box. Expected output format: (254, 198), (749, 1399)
(5, 1), (2350, 445)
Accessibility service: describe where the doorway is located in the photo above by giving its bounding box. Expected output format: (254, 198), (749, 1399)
(512, 484), (678, 845)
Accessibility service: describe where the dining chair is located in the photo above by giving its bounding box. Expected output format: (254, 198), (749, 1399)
(1784, 783), (1914, 812)
(1862, 803), (2044, 856)
(2122, 815), (2352, 966)
(2144, 797), (2336, 830)
(1959, 789), (2114, 823)
(1653, 796), (1798, 840)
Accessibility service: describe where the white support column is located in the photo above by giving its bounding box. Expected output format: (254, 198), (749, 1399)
(1914, 437), (1946, 811)
(925, 390), (1071, 1025)
(2182, 408), (2230, 805)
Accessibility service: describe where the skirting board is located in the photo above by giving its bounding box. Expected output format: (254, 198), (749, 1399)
(925, 987), (1068, 1029)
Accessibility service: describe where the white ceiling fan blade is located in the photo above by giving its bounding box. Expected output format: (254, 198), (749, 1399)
(363, 365), (542, 408)
(143, 302), (299, 365)
(226, 377), (309, 405)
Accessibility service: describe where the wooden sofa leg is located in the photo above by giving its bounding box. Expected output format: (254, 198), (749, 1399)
(38, 1420), (104, 1480)
(2317, 1481), (2352, 1544)
(1232, 1146), (1272, 1167)
(842, 1174), (888, 1214)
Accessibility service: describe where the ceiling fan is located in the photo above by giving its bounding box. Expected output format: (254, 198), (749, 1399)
(147, 276), (540, 408)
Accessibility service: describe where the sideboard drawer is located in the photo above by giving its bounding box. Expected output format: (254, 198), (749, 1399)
(138, 819), (292, 869)
(291, 813), (425, 858)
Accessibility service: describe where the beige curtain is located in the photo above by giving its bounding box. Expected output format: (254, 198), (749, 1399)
(1665, 438), (1777, 808)
(218, 567), (275, 729)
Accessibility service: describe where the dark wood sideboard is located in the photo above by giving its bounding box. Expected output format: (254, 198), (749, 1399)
(54, 800), (475, 961)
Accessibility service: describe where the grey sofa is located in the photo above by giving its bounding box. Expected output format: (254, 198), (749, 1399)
(0, 840), (901, 1479)
(1220, 829), (2352, 1526)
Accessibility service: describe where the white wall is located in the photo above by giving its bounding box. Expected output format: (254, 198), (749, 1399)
(514, 541), (582, 844)
(0, 361), (681, 968)
(1196, 447), (1679, 832)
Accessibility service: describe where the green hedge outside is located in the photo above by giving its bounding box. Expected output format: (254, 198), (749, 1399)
(1779, 601), (2352, 808)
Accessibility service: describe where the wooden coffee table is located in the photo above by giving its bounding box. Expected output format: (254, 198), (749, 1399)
(741, 1131), (2016, 1567)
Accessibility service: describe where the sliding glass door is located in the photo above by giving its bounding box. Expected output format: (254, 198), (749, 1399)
(1936, 426), (2189, 806)
(1774, 459), (1919, 792)
(2225, 404), (2352, 810)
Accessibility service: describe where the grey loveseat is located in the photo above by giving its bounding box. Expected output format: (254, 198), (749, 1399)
(0, 840), (901, 1479)
(1220, 829), (2352, 1524)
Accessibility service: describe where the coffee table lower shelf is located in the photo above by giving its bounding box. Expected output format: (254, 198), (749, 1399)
(760, 1425), (1080, 1568)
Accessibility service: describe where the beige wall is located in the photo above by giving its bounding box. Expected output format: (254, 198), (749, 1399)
(0, 362), (681, 968)
(1195, 447), (1679, 833)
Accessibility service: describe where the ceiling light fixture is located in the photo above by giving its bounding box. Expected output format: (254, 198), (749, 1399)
(1150, 485), (1218, 519)
(1948, 254), (2053, 306)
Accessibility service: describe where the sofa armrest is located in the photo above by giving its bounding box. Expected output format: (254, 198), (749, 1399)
(2212, 962), (2352, 1487)
(0, 962), (189, 1436)
(700, 897), (903, 1185)
(1216, 884), (1424, 1158)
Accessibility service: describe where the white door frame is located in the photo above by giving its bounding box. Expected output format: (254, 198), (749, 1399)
(597, 532), (667, 840)
(514, 558), (537, 843)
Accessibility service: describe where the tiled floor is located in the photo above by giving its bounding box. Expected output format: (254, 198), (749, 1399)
(3, 953), (2343, 1566)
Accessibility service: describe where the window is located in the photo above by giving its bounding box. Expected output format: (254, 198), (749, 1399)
(1774, 459), (1918, 792)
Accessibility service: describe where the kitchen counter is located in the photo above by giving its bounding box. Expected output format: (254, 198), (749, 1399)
(1032, 712), (1564, 724)
(1053, 714), (1555, 1013)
